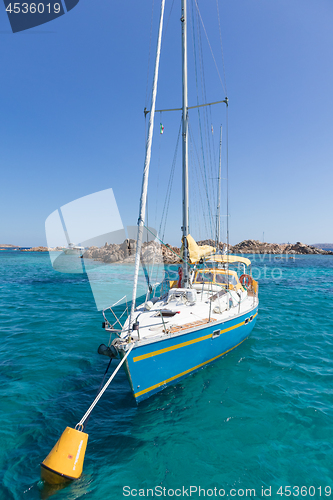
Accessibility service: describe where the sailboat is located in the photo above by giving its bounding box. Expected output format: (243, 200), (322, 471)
(99, 0), (259, 403)
(40, 1), (260, 485)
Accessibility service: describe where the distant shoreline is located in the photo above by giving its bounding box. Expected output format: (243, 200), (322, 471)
(3, 240), (332, 262)
(0, 245), (31, 250)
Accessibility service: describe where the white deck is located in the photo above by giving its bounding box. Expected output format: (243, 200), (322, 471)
(121, 287), (258, 346)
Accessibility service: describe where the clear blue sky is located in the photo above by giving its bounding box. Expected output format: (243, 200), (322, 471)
(1, 0), (332, 247)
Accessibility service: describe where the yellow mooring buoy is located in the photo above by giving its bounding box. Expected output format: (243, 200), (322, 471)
(41, 344), (134, 485)
(41, 427), (88, 484)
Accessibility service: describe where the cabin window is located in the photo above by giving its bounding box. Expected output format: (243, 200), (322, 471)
(204, 272), (213, 282)
(215, 274), (237, 286)
(195, 271), (238, 287)
(195, 272), (213, 283)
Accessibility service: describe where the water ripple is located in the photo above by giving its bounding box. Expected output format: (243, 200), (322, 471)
(1, 253), (333, 498)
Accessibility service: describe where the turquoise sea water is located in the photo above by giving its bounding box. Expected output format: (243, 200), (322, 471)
(1, 252), (333, 500)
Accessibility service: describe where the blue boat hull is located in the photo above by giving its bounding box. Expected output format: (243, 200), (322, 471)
(122, 307), (258, 402)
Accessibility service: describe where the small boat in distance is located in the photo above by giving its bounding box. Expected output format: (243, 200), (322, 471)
(62, 243), (85, 255)
(98, 0), (259, 403)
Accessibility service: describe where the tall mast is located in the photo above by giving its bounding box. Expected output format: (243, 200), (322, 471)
(130, 0), (166, 323)
(216, 125), (222, 249)
(181, 0), (190, 288)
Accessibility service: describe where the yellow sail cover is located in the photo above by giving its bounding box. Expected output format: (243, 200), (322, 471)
(183, 234), (216, 264)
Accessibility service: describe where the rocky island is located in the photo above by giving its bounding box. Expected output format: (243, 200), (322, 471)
(82, 240), (181, 264)
(81, 238), (333, 265)
(21, 246), (49, 252)
(201, 239), (333, 256)
(10, 239), (333, 262)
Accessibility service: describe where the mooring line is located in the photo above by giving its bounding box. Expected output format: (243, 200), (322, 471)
(76, 344), (134, 430)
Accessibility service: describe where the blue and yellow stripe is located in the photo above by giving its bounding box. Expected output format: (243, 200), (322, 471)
(133, 312), (258, 363)
(134, 337), (247, 398)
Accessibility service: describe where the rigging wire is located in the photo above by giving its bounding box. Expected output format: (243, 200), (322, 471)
(196, 7), (217, 224)
(190, 0), (214, 238)
(215, 124), (222, 249)
(193, 0), (227, 96)
(142, 122), (181, 295)
(216, 0), (228, 95)
(188, 121), (213, 236)
(208, 107), (217, 184)
(147, 0), (176, 232)
(162, 0), (176, 44)
(144, 0), (228, 254)
(148, 121), (181, 292)
(154, 111), (163, 229)
(190, 0), (229, 246)
(146, 0), (176, 108)
(145, 0), (155, 110)
(188, 130), (208, 239)
(159, 121), (182, 241)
